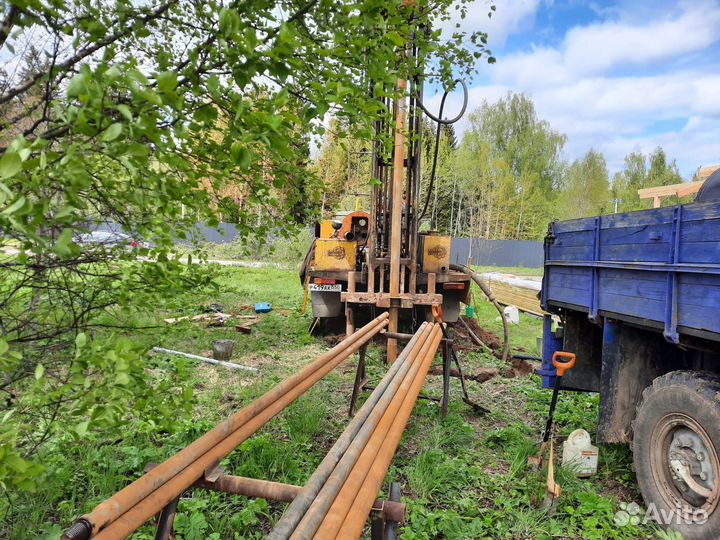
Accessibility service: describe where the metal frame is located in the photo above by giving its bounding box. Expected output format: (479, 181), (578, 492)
(348, 331), (452, 419)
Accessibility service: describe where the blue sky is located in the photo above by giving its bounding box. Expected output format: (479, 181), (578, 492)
(429, 0), (720, 178)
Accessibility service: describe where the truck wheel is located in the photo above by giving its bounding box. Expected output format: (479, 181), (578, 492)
(634, 371), (720, 540)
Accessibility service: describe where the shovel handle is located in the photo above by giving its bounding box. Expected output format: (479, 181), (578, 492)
(552, 351), (576, 377)
(432, 303), (443, 323)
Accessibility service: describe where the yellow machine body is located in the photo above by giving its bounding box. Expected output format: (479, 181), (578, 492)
(314, 239), (357, 271)
(419, 234), (451, 273)
(320, 220), (336, 239)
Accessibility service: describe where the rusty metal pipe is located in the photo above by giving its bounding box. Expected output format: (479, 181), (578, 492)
(314, 325), (442, 539)
(286, 324), (435, 540)
(198, 475), (299, 503)
(288, 325), (432, 539)
(379, 331), (415, 342)
(449, 263), (510, 363)
(335, 329), (443, 540)
(195, 474), (405, 522)
(269, 323), (432, 540)
(387, 77), (408, 364)
(66, 314), (388, 540)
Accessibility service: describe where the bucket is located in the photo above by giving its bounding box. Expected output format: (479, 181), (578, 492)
(465, 305), (475, 318)
(212, 339), (236, 361)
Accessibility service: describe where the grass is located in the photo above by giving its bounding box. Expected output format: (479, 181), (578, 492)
(2, 265), (660, 540)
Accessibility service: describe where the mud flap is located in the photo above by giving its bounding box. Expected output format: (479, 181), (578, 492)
(597, 320), (682, 444)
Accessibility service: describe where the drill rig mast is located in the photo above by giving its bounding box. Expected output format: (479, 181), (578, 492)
(301, 35), (471, 362)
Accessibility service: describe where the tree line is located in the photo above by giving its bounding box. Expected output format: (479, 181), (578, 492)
(314, 92), (689, 240)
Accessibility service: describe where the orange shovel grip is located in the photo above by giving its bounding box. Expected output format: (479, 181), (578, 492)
(552, 351), (576, 377)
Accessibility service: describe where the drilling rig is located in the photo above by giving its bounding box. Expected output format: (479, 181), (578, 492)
(301, 56), (471, 363)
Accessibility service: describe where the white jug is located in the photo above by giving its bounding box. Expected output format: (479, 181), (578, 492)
(562, 429), (599, 478)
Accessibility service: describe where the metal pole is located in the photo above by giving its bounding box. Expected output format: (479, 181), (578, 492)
(385, 483), (402, 540)
(314, 325), (442, 539)
(440, 337), (450, 418)
(290, 326), (434, 539)
(151, 348), (258, 373)
(387, 77), (407, 364)
(194, 474), (405, 521)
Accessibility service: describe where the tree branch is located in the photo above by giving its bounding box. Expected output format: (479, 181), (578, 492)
(0, 4), (19, 50)
(0, 0), (178, 105)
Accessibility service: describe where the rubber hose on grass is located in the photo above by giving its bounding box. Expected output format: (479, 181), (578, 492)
(450, 263), (510, 364)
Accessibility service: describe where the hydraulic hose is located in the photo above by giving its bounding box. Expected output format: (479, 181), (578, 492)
(416, 79), (469, 224)
(449, 263), (510, 363)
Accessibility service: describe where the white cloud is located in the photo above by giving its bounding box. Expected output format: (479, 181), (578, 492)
(493, 1), (720, 86)
(563, 2), (720, 74)
(448, 1), (720, 177)
(438, 0), (542, 47)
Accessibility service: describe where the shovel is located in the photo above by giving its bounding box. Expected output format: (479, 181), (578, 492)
(528, 351), (576, 471)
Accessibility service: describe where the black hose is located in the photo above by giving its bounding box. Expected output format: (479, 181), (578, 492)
(450, 263), (510, 364)
(415, 79), (469, 124)
(417, 80), (469, 224)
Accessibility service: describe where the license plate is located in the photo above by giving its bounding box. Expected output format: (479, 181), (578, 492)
(309, 283), (342, 292)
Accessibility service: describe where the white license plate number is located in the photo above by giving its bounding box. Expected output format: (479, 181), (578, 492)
(309, 284), (342, 292)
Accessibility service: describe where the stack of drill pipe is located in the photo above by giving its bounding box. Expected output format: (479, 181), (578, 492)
(269, 321), (442, 540)
(63, 313), (389, 540)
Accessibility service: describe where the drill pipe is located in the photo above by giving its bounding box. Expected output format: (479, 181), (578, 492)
(314, 325), (443, 539)
(334, 327), (444, 539)
(285, 324), (437, 540)
(268, 322), (432, 540)
(64, 313), (388, 540)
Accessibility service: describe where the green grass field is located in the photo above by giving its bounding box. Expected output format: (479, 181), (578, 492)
(2, 265), (668, 540)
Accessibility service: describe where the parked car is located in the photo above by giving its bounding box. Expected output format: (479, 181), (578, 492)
(77, 231), (149, 250)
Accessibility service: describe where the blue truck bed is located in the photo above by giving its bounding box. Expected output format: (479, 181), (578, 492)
(540, 200), (720, 344)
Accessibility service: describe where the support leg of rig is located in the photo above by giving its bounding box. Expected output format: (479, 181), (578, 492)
(385, 482), (402, 540)
(349, 344), (367, 417)
(441, 337), (450, 418)
(346, 272), (356, 336)
(371, 510), (386, 540)
(154, 496), (180, 540)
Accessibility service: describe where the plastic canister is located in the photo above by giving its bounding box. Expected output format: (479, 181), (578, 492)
(562, 429), (599, 477)
(465, 305), (475, 318)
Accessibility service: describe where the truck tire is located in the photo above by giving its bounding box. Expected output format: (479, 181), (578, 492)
(634, 371), (720, 540)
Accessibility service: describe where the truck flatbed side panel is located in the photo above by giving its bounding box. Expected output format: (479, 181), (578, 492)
(543, 201), (720, 343)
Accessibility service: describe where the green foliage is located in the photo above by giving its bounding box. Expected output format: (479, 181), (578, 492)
(613, 147), (685, 212)
(0, 0), (493, 496)
(557, 149), (611, 219)
(311, 118), (375, 216)
(318, 89), (693, 240)
(0, 411), (44, 492)
(201, 229), (313, 266)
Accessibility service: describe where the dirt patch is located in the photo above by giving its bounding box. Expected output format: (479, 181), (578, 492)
(322, 334), (343, 347)
(511, 357), (537, 377)
(456, 315), (503, 350)
(428, 365), (500, 383)
(428, 360), (535, 385)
